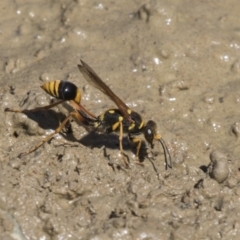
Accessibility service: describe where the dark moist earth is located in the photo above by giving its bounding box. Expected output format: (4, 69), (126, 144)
(1, 1), (240, 239)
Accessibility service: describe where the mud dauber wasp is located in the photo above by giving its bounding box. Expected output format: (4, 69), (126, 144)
(5, 60), (172, 169)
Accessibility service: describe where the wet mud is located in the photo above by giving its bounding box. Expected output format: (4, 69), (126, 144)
(1, 0), (240, 239)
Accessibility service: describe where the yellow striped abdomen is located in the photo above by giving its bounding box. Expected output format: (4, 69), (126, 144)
(41, 80), (81, 104)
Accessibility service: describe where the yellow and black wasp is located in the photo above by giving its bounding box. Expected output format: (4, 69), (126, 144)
(5, 60), (172, 169)
(77, 60), (172, 169)
(5, 79), (96, 157)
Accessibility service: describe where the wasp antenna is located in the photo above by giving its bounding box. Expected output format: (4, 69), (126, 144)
(159, 138), (172, 170)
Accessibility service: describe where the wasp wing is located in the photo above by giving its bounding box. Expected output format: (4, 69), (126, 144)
(78, 60), (131, 120)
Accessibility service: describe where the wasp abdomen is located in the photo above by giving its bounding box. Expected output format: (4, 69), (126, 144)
(41, 80), (81, 104)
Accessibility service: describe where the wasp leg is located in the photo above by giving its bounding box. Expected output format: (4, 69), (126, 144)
(5, 100), (66, 113)
(5, 100), (96, 121)
(129, 136), (143, 165)
(17, 111), (85, 158)
(118, 121), (129, 167)
(69, 100), (96, 119)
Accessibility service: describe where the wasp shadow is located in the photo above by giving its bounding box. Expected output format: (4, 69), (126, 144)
(18, 108), (126, 150)
(20, 109), (68, 132)
(79, 131), (131, 151)
(79, 131), (148, 162)
(16, 108), (149, 161)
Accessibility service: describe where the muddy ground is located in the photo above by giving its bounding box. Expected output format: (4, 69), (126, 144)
(1, 0), (240, 239)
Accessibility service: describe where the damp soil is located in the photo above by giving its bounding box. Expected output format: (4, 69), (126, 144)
(1, 0), (240, 239)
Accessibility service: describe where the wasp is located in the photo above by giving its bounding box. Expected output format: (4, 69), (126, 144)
(5, 60), (172, 170)
(77, 60), (172, 169)
(5, 79), (96, 157)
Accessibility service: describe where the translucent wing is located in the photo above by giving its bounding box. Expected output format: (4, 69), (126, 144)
(78, 60), (131, 121)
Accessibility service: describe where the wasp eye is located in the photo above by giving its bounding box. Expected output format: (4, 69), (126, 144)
(144, 120), (157, 147)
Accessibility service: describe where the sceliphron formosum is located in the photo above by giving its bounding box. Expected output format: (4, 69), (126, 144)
(5, 60), (172, 170)
(77, 60), (172, 169)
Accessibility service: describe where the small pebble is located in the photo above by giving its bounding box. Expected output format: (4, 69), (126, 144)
(208, 150), (229, 183)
